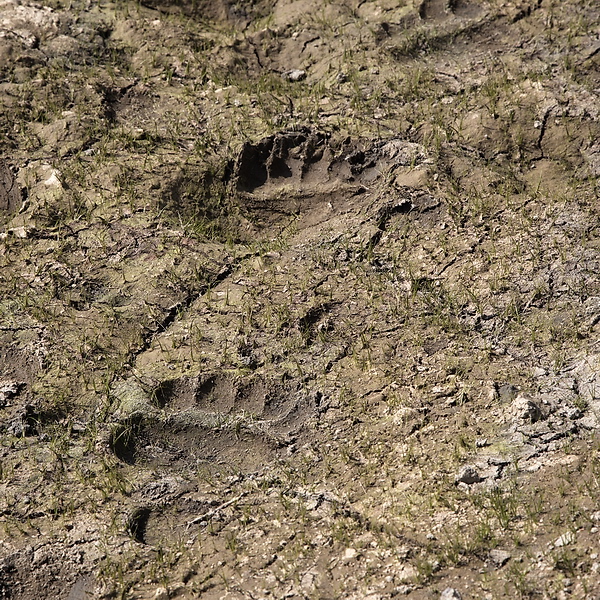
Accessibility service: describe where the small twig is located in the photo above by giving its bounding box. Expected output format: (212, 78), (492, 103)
(186, 492), (247, 529)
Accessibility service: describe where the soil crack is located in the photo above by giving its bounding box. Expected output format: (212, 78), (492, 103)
(131, 261), (242, 365)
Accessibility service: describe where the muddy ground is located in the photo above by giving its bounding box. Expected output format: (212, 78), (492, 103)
(1, 0), (600, 598)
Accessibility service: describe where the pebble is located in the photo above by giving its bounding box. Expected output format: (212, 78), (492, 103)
(5, 226), (28, 238)
(564, 406), (582, 420)
(455, 465), (481, 485)
(496, 383), (517, 402)
(0, 381), (21, 407)
(343, 547), (357, 561)
(44, 171), (62, 187)
(511, 393), (543, 423)
(554, 532), (575, 547)
(285, 69), (306, 82)
(71, 422), (86, 434)
(489, 549), (511, 567)
(154, 588), (169, 600)
(395, 585), (412, 595)
(440, 588), (462, 600)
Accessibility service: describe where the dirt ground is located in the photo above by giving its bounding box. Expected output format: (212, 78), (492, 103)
(1, 0), (600, 598)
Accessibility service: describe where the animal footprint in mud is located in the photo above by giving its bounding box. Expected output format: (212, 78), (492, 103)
(108, 373), (316, 471)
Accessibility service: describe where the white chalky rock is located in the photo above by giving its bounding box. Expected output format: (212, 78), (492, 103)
(440, 588), (462, 600)
(511, 393), (543, 423)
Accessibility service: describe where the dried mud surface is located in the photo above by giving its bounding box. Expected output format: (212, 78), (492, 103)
(1, 0), (600, 598)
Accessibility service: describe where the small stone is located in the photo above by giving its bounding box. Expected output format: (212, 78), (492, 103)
(301, 571), (317, 590)
(395, 585), (412, 595)
(564, 406), (582, 420)
(554, 532), (575, 547)
(154, 588), (169, 600)
(44, 170), (62, 187)
(70, 422), (86, 434)
(489, 549), (511, 567)
(10, 226), (28, 238)
(440, 588), (462, 600)
(285, 69), (306, 82)
(498, 383), (518, 402)
(0, 381), (22, 407)
(511, 393), (543, 423)
(455, 465), (481, 485)
(343, 547), (357, 561)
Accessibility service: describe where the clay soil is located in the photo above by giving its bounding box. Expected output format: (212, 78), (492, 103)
(1, 0), (600, 598)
